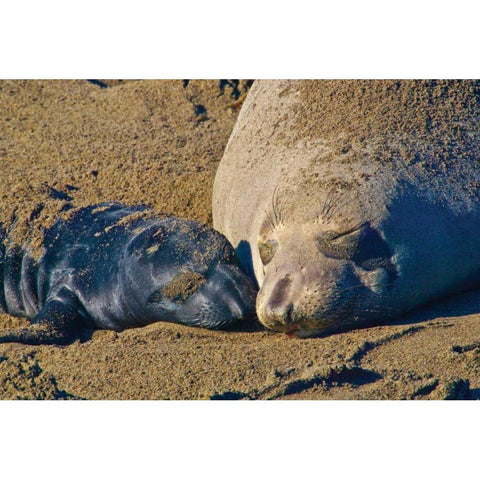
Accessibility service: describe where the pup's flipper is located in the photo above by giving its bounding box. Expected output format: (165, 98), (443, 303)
(0, 291), (85, 345)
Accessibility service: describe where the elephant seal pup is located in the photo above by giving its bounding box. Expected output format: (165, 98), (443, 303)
(213, 80), (480, 337)
(0, 202), (256, 345)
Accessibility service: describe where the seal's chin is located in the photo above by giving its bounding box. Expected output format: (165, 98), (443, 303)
(285, 324), (341, 339)
(174, 264), (256, 329)
(257, 309), (339, 338)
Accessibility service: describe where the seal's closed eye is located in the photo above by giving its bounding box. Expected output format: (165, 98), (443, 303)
(318, 227), (363, 260)
(318, 223), (393, 271)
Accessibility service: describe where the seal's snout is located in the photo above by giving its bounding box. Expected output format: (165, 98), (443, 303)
(175, 264), (257, 329)
(256, 272), (303, 332)
(260, 275), (295, 327)
(264, 303), (297, 334)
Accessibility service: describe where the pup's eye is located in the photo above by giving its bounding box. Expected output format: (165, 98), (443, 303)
(258, 239), (278, 266)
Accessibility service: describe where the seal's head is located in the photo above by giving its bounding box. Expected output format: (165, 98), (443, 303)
(213, 80), (480, 338)
(122, 217), (256, 330)
(255, 214), (398, 337)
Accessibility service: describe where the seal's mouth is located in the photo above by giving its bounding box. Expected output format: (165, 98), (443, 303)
(174, 264), (257, 329)
(285, 328), (300, 338)
(263, 315), (340, 338)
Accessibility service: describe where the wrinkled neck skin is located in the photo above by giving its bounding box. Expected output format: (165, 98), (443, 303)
(252, 178), (480, 337)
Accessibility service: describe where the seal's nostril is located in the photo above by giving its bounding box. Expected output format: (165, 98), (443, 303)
(279, 303), (294, 324)
(267, 302), (294, 325)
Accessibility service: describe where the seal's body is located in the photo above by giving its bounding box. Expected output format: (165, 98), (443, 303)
(213, 80), (480, 337)
(0, 203), (255, 344)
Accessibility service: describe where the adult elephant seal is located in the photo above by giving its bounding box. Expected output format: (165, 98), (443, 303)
(212, 80), (480, 337)
(0, 202), (256, 345)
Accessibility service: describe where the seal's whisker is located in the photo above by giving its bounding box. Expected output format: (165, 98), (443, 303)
(330, 282), (394, 295)
(348, 302), (401, 313)
(272, 184), (285, 227)
(321, 193), (334, 218)
(321, 189), (340, 222)
(318, 187), (346, 223)
(264, 209), (276, 231)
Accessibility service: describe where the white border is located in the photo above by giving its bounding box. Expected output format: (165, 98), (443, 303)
(2, 1), (480, 78)
(1, 1), (478, 477)
(1, 401), (478, 479)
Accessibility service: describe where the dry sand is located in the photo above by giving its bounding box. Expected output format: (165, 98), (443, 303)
(1, 80), (480, 400)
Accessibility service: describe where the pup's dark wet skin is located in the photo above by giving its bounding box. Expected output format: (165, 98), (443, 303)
(0, 203), (256, 345)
